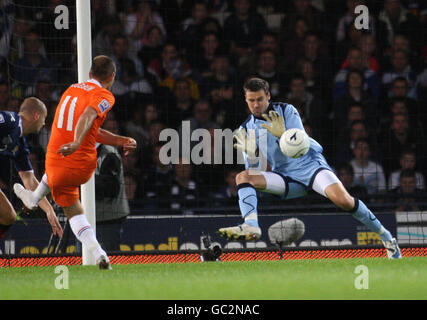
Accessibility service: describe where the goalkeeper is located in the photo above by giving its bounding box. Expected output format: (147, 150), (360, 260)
(218, 77), (401, 259)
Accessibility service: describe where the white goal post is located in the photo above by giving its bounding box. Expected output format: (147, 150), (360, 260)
(76, 0), (96, 266)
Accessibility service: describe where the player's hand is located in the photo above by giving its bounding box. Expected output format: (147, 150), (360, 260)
(46, 212), (63, 238)
(261, 111), (286, 138)
(233, 128), (257, 159)
(122, 137), (137, 156)
(57, 142), (80, 157)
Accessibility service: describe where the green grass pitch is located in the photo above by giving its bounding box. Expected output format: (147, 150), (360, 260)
(0, 257), (426, 300)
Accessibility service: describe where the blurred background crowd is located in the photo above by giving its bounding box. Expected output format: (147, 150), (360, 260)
(1, 0), (427, 215)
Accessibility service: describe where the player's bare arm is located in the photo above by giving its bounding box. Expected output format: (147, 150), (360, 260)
(57, 106), (98, 156)
(97, 128), (137, 156)
(18, 170), (63, 237)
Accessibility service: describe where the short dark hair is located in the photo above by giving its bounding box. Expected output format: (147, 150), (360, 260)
(346, 68), (365, 85)
(243, 77), (269, 94)
(338, 162), (355, 177)
(90, 55), (116, 82)
(392, 76), (408, 87)
(354, 137), (370, 148)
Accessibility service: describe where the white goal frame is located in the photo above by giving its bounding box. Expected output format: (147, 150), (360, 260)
(76, 0), (96, 266)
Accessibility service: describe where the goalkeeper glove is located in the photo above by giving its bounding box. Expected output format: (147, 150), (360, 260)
(261, 111), (286, 138)
(233, 128), (258, 163)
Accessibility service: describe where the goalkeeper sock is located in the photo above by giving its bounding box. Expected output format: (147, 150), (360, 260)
(237, 183), (259, 228)
(350, 198), (392, 242)
(69, 214), (106, 260)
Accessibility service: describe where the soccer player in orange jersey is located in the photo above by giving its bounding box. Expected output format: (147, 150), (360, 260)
(14, 56), (137, 269)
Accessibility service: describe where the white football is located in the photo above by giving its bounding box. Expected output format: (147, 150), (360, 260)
(279, 128), (310, 158)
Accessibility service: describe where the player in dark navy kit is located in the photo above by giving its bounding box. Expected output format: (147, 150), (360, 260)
(0, 97), (62, 239)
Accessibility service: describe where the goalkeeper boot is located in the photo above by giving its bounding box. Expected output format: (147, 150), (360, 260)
(13, 183), (38, 211)
(382, 238), (402, 259)
(218, 223), (261, 241)
(97, 255), (112, 270)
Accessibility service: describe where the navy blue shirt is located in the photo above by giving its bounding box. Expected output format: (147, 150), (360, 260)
(0, 111), (32, 172)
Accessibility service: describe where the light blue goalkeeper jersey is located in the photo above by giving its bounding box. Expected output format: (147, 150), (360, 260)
(240, 102), (332, 188)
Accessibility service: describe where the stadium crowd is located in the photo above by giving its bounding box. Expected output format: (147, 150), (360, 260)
(0, 0), (427, 214)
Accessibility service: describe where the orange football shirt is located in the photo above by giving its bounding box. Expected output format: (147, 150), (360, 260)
(46, 79), (115, 170)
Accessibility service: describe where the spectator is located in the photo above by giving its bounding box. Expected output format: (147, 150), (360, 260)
(199, 55), (237, 98)
(335, 120), (381, 167)
(380, 112), (424, 175)
(180, 1), (210, 52)
(110, 34), (144, 81)
(169, 157), (200, 214)
(143, 144), (174, 208)
(350, 138), (387, 195)
(0, 82), (9, 110)
(379, 98), (424, 139)
(286, 74), (323, 138)
(137, 25), (165, 69)
(110, 57), (153, 96)
(95, 144), (130, 252)
(124, 172), (139, 202)
(13, 30), (56, 93)
(381, 34), (421, 74)
(223, 0), (267, 66)
(250, 49), (287, 100)
(241, 31), (282, 74)
(193, 128), (226, 196)
(158, 0), (193, 40)
(381, 49), (417, 96)
(199, 55), (239, 129)
(390, 169), (425, 212)
(124, 0), (167, 52)
(377, 0), (422, 52)
(341, 33), (380, 74)
(333, 47), (380, 100)
(6, 97), (22, 113)
(282, 0), (329, 41)
(301, 32), (330, 80)
(125, 102), (159, 148)
(93, 14), (123, 58)
(336, 162), (369, 203)
(140, 119), (167, 168)
(122, 146), (143, 179)
(33, 0), (74, 65)
(295, 58), (324, 100)
(214, 167), (240, 207)
(167, 78), (195, 128)
(282, 16), (311, 70)
(189, 32), (221, 80)
(333, 69), (378, 128)
(384, 77), (418, 115)
(336, 0), (376, 43)
(388, 150), (425, 191)
(147, 42), (199, 100)
(0, 13), (38, 64)
(178, 99), (220, 152)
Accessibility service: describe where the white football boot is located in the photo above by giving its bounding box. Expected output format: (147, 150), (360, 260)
(13, 183), (38, 210)
(382, 238), (402, 259)
(218, 223), (261, 241)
